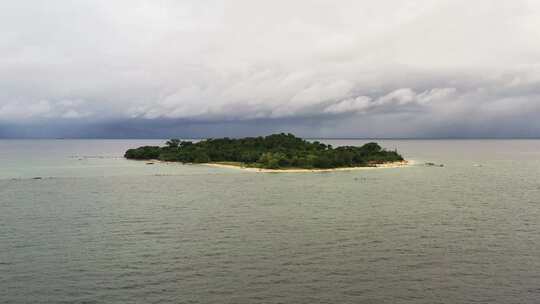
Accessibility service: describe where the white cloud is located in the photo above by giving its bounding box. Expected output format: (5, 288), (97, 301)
(61, 109), (91, 119)
(324, 96), (372, 114)
(417, 88), (457, 104)
(376, 89), (416, 106)
(0, 100), (51, 120)
(0, 0), (540, 137)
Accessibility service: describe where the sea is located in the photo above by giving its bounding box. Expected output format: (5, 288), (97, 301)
(1, 139), (540, 303)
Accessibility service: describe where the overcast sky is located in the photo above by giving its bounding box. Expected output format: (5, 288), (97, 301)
(1, 0), (540, 138)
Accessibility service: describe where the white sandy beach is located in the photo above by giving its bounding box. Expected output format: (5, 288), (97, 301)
(203, 160), (410, 173)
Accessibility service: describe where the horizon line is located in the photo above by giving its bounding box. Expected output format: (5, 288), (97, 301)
(1, 137), (540, 140)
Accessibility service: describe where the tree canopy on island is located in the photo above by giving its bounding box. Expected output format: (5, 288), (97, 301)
(124, 133), (404, 169)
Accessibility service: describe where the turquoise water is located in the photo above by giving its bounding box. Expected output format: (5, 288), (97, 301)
(1, 139), (540, 303)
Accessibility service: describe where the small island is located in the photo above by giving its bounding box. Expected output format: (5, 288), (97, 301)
(125, 133), (405, 171)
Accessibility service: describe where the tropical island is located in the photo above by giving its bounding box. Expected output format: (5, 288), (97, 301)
(124, 133), (405, 170)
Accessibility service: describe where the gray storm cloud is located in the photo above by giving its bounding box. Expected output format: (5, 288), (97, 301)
(1, 0), (540, 137)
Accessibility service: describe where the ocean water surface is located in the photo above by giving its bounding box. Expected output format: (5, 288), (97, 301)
(1, 139), (540, 303)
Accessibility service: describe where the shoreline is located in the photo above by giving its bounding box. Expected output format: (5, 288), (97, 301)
(203, 160), (410, 173)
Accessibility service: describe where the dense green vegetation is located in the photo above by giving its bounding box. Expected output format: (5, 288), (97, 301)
(124, 133), (404, 169)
